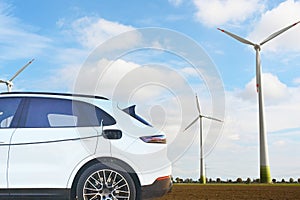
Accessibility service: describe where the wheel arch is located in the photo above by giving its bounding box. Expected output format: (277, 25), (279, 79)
(70, 157), (141, 199)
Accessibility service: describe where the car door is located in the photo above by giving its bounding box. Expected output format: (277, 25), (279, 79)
(7, 97), (112, 189)
(0, 97), (23, 188)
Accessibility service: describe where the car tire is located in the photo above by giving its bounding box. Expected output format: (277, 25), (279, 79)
(76, 162), (136, 200)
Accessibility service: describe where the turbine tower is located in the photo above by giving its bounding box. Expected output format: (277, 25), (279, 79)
(218, 21), (300, 183)
(184, 95), (222, 184)
(0, 59), (34, 92)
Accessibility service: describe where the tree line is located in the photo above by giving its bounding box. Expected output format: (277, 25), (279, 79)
(173, 177), (300, 184)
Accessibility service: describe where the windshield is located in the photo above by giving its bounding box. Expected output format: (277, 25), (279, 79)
(122, 105), (152, 127)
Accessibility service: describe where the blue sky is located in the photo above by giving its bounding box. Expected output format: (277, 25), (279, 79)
(1, 0), (300, 180)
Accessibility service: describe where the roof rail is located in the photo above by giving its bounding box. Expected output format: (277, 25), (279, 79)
(0, 92), (109, 100)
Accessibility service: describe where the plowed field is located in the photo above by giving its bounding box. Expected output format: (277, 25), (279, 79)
(158, 184), (300, 200)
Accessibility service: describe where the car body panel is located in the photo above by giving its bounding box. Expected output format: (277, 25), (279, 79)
(111, 138), (171, 186)
(8, 127), (108, 188)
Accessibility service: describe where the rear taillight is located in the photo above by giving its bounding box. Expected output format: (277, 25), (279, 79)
(156, 175), (171, 181)
(140, 135), (166, 144)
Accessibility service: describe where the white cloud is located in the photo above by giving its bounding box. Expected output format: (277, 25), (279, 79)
(193, 0), (265, 27)
(72, 59), (199, 116)
(68, 17), (137, 49)
(72, 58), (140, 98)
(239, 73), (289, 105)
(248, 0), (300, 52)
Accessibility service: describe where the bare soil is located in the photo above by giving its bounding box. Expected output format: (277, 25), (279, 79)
(158, 184), (300, 200)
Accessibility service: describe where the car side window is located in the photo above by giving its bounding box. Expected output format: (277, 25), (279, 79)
(24, 97), (116, 128)
(0, 97), (22, 128)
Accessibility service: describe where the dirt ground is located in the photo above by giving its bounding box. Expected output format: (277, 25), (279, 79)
(158, 184), (300, 200)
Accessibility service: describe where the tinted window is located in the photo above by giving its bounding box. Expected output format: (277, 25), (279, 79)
(24, 97), (116, 128)
(0, 97), (22, 128)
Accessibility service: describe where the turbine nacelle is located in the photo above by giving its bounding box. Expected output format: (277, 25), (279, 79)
(254, 44), (261, 51)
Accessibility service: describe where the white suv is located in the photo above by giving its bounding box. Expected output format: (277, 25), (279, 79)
(0, 92), (172, 200)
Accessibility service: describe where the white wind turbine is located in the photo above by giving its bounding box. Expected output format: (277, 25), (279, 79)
(0, 59), (34, 92)
(184, 94), (222, 184)
(218, 21), (300, 183)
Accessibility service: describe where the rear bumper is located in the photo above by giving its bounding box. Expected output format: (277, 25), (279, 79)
(141, 176), (172, 199)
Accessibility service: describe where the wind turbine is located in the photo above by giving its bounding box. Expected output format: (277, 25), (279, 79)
(0, 59), (34, 92)
(218, 21), (300, 183)
(184, 94), (223, 184)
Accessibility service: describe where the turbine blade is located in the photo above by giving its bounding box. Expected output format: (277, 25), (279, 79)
(184, 116), (200, 132)
(218, 28), (255, 46)
(195, 94), (201, 114)
(0, 80), (9, 85)
(9, 59), (34, 82)
(260, 21), (300, 46)
(202, 115), (223, 122)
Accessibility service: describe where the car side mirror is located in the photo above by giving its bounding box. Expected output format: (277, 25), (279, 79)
(103, 129), (122, 140)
